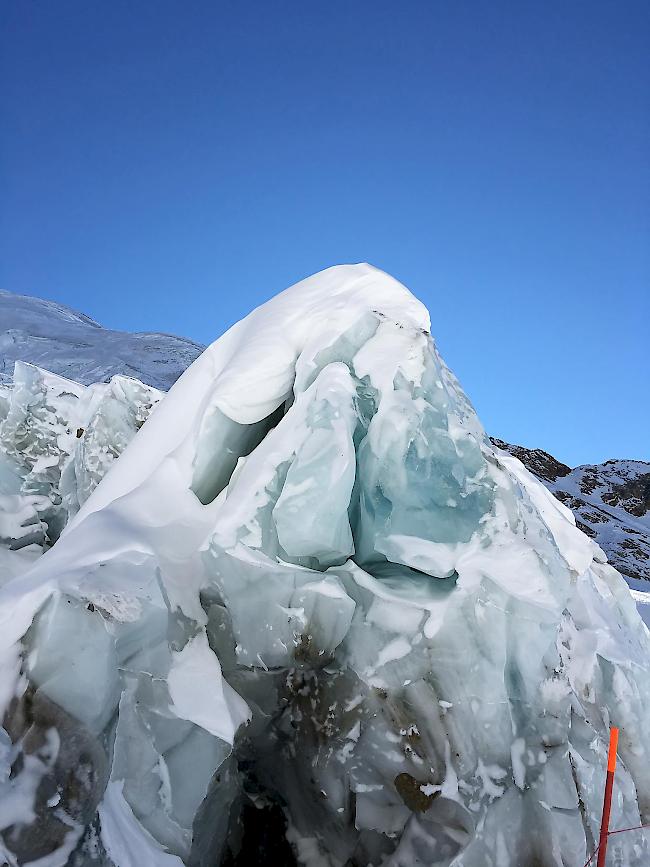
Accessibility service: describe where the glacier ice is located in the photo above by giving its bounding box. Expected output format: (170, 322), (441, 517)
(0, 362), (162, 584)
(0, 288), (204, 390)
(0, 263), (649, 866)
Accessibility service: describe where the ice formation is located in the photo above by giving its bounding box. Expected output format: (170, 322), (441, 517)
(0, 364), (162, 587)
(0, 264), (649, 866)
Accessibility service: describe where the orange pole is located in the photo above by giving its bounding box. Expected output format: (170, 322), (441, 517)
(597, 727), (619, 867)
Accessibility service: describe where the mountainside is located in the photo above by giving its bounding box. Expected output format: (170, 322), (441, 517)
(492, 439), (650, 588)
(0, 288), (204, 390)
(0, 265), (649, 867)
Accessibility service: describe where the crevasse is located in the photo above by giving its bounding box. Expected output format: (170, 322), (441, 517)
(0, 264), (648, 866)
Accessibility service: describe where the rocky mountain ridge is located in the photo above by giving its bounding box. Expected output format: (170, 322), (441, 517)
(491, 439), (650, 587)
(0, 288), (203, 390)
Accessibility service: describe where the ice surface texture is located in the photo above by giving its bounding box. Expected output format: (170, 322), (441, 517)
(0, 264), (649, 866)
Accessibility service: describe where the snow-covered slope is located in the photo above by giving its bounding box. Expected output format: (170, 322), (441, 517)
(0, 288), (204, 390)
(492, 439), (650, 588)
(2, 287), (647, 595)
(0, 265), (649, 867)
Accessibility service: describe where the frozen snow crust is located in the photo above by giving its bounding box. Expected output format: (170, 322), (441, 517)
(0, 264), (649, 866)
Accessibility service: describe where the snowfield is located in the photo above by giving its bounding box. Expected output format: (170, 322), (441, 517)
(492, 438), (650, 591)
(0, 265), (649, 866)
(0, 288), (203, 390)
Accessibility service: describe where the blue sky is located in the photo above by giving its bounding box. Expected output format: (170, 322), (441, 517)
(1, 1), (648, 466)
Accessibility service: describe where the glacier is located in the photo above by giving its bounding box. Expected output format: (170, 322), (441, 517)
(0, 263), (649, 866)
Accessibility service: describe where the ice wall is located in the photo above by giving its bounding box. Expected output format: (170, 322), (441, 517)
(0, 264), (648, 867)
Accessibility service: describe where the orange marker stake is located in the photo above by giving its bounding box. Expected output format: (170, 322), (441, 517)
(597, 727), (619, 867)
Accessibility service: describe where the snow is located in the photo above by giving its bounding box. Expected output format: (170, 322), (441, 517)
(493, 438), (650, 587)
(167, 630), (250, 744)
(98, 782), (184, 867)
(630, 588), (650, 627)
(510, 738), (526, 789)
(0, 263), (649, 866)
(0, 288), (203, 390)
(0, 362), (164, 565)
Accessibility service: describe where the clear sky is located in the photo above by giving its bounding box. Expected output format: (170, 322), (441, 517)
(1, 1), (648, 466)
